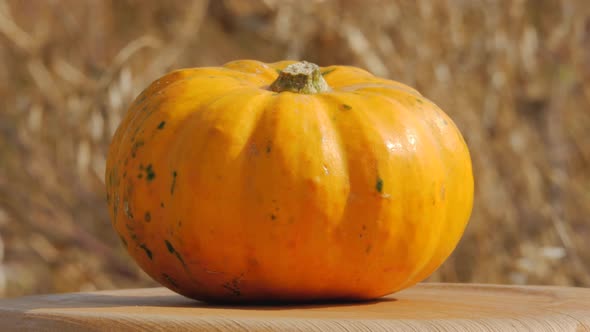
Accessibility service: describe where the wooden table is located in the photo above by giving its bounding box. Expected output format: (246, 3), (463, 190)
(0, 283), (589, 331)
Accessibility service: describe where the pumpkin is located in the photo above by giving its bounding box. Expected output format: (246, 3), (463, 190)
(105, 60), (473, 303)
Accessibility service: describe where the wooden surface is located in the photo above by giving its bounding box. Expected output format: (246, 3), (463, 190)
(0, 283), (589, 331)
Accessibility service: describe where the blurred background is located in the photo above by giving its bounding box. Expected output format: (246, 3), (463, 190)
(1, 0), (589, 298)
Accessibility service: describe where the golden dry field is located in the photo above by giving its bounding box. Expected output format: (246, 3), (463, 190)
(0, 0), (589, 297)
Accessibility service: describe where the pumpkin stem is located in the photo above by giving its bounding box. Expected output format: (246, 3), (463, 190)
(270, 61), (330, 94)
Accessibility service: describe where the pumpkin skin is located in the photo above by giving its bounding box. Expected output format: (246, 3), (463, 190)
(105, 60), (473, 303)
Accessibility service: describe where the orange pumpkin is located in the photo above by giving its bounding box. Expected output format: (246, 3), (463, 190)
(105, 60), (473, 303)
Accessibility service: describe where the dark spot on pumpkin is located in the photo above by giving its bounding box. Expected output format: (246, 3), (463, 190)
(119, 235), (127, 247)
(271, 214), (276, 220)
(145, 164), (155, 181)
(175, 252), (186, 266)
(341, 104), (352, 111)
(366, 244), (372, 253)
(144, 212), (151, 222)
(137, 174), (143, 179)
(362, 224), (367, 230)
(321, 68), (336, 76)
(165, 240), (186, 267)
(106, 193), (110, 203)
(266, 142), (272, 153)
(123, 171), (127, 178)
(170, 171), (177, 194)
(157, 121), (166, 129)
(222, 276), (243, 296)
(160, 202), (165, 208)
(140, 244), (153, 260)
(376, 177), (384, 193)
(162, 273), (178, 288)
(165, 240), (175, 254)
(223, 283), (241, 296)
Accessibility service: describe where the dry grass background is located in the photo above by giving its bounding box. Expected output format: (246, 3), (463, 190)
(0, 0), (589, 298)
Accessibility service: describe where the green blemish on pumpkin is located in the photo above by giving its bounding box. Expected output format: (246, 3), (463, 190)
(132, 111), (147, 137)
(170, 171), (177, 194)
(416, 98), (423, 104)
(119, 235), (127, 247)
(321, 68), (336, 76)
(376, 177), (384, 193)
(134, 93), (147, 106)
(157, 121), (166, 129)
(341, 104), (352, 110)
(113, 196), (119, 217)
(275, 68), (282, 74)
(140, 244), (153, 260)
(133, 141), (144, 149)
(131, 141), (144, 158)
(144, 212), (151, 222)
(162, 273), (178, 288)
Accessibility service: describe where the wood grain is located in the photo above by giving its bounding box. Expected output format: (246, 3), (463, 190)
(0, 283), (589, 331)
